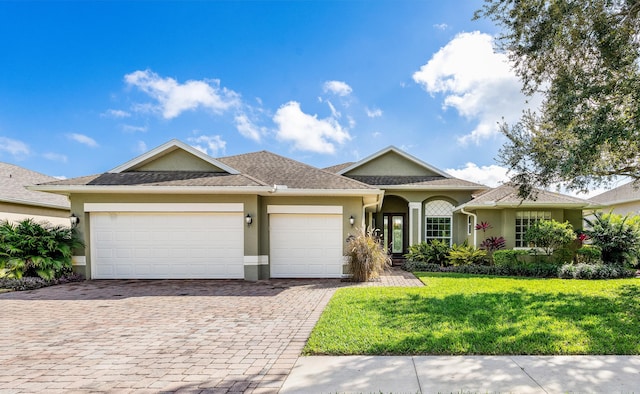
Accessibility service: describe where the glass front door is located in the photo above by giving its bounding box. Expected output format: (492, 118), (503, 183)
(383, 213), (405, 257)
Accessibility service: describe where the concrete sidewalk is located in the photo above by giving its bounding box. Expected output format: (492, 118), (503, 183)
(280, 355), (640, 393)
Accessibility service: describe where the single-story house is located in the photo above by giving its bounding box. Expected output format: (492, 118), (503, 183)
(589, 181), (640, 216)
(0, 162), (70, 226)
(32, 139), (593, 280)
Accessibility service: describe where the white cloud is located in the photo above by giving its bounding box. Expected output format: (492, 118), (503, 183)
(67, 133), (98, 148)
(102, 109), (131, 118)
(433, 23), (448, 30)
(372, 131), (382, 138)
(121, 124), (148, 133)
(188, 135), (226, 156)
(234, 114), (262, 142)
(43, 152), (68, 163)
(273, 101), (351, 154)
(413, 31), (541, 145)
(53, 175), (67, 180)
(323, 80), (352, 97)
(446, 162), (510, 187)
(136, 140), (148, 153)
(326, 100), (340, 118)
(0, 137), (30, 158)
(125, 69), (240, 119)
(366, 107), (383, 118)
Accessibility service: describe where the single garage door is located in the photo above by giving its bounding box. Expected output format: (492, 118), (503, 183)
(90, 212), (244, 279)
(269, 208), (343, 278)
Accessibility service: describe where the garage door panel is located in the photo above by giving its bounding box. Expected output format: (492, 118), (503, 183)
(269, 213), (343, 278)
(91, 212), (244, 279)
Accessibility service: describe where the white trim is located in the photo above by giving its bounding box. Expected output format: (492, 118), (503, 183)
(84, 203), (244, 212)
(243, 255), (269, 266)
(337, 146), (452, 178)
(109, 139), (240, 174)
(267, 205), (343, 214)
(72, 256), (86, 266)
(408, 202), (422, 245)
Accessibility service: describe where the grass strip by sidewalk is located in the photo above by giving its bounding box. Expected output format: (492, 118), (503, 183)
(304, 272), (640, 355)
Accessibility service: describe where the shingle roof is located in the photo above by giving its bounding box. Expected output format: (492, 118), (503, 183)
(323, 162), (355, 174)
(0, 162), (70, 209)
(459, 184), (591, 209)
(85, 172), (264, 187)
(347, 175), (486, 188)
(217, 151), (375, 190)
(589, 181), (640, 205)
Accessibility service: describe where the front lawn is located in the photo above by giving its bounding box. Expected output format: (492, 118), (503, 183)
(304, 272), (640, 355)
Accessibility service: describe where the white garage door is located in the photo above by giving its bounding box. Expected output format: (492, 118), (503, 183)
(90, 212), (244, 279)
(269, 213), (343, 278)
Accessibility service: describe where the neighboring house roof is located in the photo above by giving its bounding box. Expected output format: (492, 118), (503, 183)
(589, 180), (640, 206)
(455, 184), (593, 211)
(0, 162), (70, 210)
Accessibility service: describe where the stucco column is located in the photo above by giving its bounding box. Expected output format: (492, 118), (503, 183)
(408, 202), (422, 246)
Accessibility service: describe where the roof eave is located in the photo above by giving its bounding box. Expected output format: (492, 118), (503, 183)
(0, 196), (70, 210)
(376, 185), (488, 191)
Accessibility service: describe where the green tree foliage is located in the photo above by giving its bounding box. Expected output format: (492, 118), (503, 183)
(584, 212), (640, 266)
(476, 0), (640, 196)
(524, 219), (576, 255)
(0, 219), (83, 280)
(447, 243), (488, 266)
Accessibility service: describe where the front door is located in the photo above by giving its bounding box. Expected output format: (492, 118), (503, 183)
(383, 213), (406, 258)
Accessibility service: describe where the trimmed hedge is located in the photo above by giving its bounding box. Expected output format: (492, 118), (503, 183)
(402, 259), (560, 278)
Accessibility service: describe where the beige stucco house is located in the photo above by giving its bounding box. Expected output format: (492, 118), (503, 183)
(0, 162), (70, 226)
(589, 181), (640, 216)
(32, 139), (593, 280)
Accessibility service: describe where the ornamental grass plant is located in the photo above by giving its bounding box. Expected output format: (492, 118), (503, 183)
(346, 227), (391, 282)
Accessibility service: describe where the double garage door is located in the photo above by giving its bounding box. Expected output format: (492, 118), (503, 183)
(88, 204), (344, 279)
(89, 204), (244, 279)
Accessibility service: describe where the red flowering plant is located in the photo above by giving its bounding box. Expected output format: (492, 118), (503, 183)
(475, 221), (506, 264)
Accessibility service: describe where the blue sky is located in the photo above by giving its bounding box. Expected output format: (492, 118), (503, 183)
(1, 1), (535, 187)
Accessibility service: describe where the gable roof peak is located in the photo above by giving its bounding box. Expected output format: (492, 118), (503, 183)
(109, 139), (240, 174)
(337, 145), (451, 178)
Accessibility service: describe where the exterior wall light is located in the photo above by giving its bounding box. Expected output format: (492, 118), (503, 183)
(245, 214), (253, 226)
(349, 215), (355, 226)
(70, 213), (80, 228)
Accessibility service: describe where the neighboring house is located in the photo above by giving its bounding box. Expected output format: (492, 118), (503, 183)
(32, 139), (593, 280)
(0, 162), (70, 226)
(589, 181), (640, 216)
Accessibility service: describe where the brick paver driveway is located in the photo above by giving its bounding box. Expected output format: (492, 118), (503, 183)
(0, 269), (422, 393)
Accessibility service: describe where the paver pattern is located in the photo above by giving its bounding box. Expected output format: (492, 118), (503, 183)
(0, 268), (420, 393)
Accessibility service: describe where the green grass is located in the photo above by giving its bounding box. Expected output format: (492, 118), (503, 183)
(304, 272), (640, 355)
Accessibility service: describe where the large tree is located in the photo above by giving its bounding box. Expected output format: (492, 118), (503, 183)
(476, 0), (640, 197)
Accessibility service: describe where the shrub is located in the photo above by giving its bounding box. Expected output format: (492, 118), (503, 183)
(524, 219), (576, 255)
(447, 243), (487, 266)
(575, 246), (602, 264)
(403, 260), (559, 278)
(0, 272), (84, 291)
(0, 219), (83, 280)
(493, 249), (528, 267)
(558, 263), (636, 279)
(404, 240), (450, 266)
(401, 260), (441, 272)
(584, 212), (640, 267)
(346, 228), (391, 282)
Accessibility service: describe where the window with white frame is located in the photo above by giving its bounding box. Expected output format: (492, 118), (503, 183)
(515, 211), (551, 247)
(424, 200), (454, 245)
(467, 215), (473, 235)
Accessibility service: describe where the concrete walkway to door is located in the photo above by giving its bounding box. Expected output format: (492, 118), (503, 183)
(0, 267), (419, 393)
